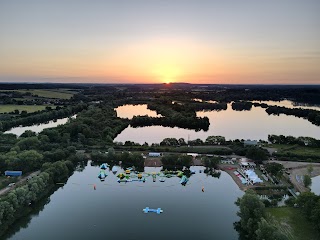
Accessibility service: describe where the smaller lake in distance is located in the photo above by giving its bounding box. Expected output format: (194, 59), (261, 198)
(114, 104), (320, 144)
(252, 100), (320, 111)
(116, 104), (162, 119)
(5, 115), (76, 136)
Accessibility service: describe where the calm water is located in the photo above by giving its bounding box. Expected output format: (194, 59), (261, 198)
(4, 115), (76, 136)
(114, 104), (320, 144)
(5, 164), (243, 240)
(311, 175), (320, 195)
(252, 100), (320, 111)
(116, 104), (162, 119)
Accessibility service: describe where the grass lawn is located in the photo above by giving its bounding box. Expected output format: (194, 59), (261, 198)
(267, 207), (319, 240)
(269, 144), (320, 157)
(2, 89), (75, 99)
(0, 105), (55, 113)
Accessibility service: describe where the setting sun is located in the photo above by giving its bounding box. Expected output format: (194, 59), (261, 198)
(152, 64), (181, 84)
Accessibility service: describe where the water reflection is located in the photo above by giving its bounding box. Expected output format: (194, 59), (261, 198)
(7, 163), (243, 240)
(252, 100), (320, 111)
(311, 175), (320, 195)
(116, 104), (162, 119)
(115, 104), (320, 144)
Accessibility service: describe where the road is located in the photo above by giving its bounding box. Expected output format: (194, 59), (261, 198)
(0, 170), (40, 196)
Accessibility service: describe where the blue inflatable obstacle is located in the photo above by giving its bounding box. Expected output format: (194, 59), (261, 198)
(117, 178), (132, 183)
(98, 170), (107, 181)
(180, 175), (189, 185)
(131, 178), (146, 182)
(143, 207), (163, 214)
(100, 163), (109, 170)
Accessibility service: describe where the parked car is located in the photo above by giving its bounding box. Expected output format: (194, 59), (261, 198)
(8, 183), (15, 187)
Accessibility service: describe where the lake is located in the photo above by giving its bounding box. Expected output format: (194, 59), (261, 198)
(4, 163), (243, 240)
(114, 104), (320, 144)
(252, 100), (320, 111)
(4, 115), (76, 136)
(311, 175), (320, 195)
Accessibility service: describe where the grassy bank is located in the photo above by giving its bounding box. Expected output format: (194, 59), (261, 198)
(269, 144), (320, 162)
(266, 207), (319, 240)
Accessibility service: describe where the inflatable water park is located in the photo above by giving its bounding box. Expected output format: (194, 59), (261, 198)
(143, 207), (163, 214)
(95, 163), (192, 186)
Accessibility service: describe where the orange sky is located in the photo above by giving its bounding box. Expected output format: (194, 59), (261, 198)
(0, 1), (319, 84)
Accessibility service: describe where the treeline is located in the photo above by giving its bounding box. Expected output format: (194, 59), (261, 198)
(266, 106), (320, 126)
(0, 103), (87, 132)
(0, 161), (74, 236)
(191, 87), (320, 105)
(130, 115), (210, 131)
(0, 132), (82, 174)
(55, 105), (130, 146)
(161, 154), (193, 170)
(91, 149), (144, 171)
(232, 101), (253, 111)
(268, 135), (320, 147)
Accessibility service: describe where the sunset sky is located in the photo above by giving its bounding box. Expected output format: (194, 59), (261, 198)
(0, 0), (319, 84)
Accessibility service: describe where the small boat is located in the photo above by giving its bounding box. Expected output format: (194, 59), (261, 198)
(143, 207), (163, 214)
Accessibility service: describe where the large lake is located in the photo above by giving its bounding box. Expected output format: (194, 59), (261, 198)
(4, 164), (243, 240)
(114, 104), (320, 144)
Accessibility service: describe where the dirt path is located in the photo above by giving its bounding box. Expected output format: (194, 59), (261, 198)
(0, 170), (40, 196)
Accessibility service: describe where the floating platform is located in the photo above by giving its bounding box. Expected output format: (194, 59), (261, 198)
(100, 163), (109, 170)
(143, 207), (163, 214)
(117, 178), (132, 183)
(180, 175), (189, 185)
(111, 166), (118, 173)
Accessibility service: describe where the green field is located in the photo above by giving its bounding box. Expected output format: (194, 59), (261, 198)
(268, 144), (320, 157)
(2, 89), (76, 99)
(266, 207), (319, 240)
(0, 105), (55, 113)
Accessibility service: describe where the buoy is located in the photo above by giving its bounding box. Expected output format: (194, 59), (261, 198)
(202, 186), (204, 192)
(93, 184), (96, 190)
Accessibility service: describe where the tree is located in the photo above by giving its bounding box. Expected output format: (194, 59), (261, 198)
(246, 146), (268, 163)
(107, 147), (115, 159)
(303, 174), (312, 188)
(16, 137), (40, 150)
(20, 130), (37, 138)
(296, 192), (319, 218)
(255, 218), (288, 240)
(307, 165), (314, 175)
(235, 190), (266, 239)
(265, 162), (284, 178)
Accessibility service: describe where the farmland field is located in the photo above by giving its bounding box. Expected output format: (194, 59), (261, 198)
(0, 105), (55, 113)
